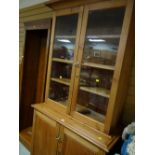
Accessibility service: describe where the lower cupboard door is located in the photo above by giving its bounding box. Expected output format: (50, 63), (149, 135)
(32, 111), (58, 155)
(60, 128), (105, 155)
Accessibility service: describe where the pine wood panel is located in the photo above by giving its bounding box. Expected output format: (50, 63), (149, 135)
(47, 0), (104, 10)
(51, 77), (70, 86)
(20, 12), (53, 23)
(45, 14), (56, 101)
(19, 4), (53, 64)
(52, 58), (73, 64)
(31, 111), (58, 155)
(19, 57), (24, 101)
(82, 62), (115, 71)
(72, 111), (105, 132)
(60, 128), (105, 155)
(19, 41), (24, 46)
(20, 4), (46, 13)
(104, 0), (135, 133)
(35, 30), (49, 102)
(20, 7), (51, 17)
(122, 62), (135, 125)
(32, 103), (119, 152)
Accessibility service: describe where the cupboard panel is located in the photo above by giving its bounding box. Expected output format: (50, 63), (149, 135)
(32, 112), (58, 155)
(61, 128), (104, 155)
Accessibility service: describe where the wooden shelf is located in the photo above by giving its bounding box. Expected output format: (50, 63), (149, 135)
(86, 34), (120, 39)
(55, 34), (120, 39)
(59, 100), (68, 105)
(52, 58), (73, 64)
(51, 77), (70, 86)
(76, 104), (105, 122)
(55, 35), (76, 39)
(80, 86), (110, 98)
(19, 127), (32, 151)
(82, 62), (115, 71)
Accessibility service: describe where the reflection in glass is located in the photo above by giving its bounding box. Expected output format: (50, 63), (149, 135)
(48, 62), (71, 105)
(49, 82), (69, 105)
(52, 14), (78, 60)
(82, 7), (125, 66)
(77, 91), (108, 122)
(76, 67), (113, 122)
(80, 67), (113, 90)
(51, 62), (72, 80)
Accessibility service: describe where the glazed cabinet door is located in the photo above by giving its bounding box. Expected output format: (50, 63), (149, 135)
(46, 7), (83, 112)
(58, 128), (105, 155)
(71, 0), (127, 131)
(31, 111), (58, 155)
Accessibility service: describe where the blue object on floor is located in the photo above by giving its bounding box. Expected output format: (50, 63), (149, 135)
(121, 134), (133, 155)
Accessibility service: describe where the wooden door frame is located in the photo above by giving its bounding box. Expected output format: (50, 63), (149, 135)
(20, 18), (52, 102)
(19, 18), (52, 130)
(24, 19), (52, 102)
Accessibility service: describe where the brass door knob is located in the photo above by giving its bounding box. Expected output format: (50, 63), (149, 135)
(56, 136), (63, 143)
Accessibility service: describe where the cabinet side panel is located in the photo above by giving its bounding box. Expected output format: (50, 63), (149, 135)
(110, 9), (135, 132)
(104, 0), (134, 134)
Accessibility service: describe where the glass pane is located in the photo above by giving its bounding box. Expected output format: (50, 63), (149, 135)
(76, 7), (125, 122)
(48, 14), (78, 106)
(76, 67), (113, 122)
(53, 14), (78, 60)
(49, 82), (69, 105)
(80, 66), (113, 90)
(83, 7), (125, 66)
(77, 91), (108, 122)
